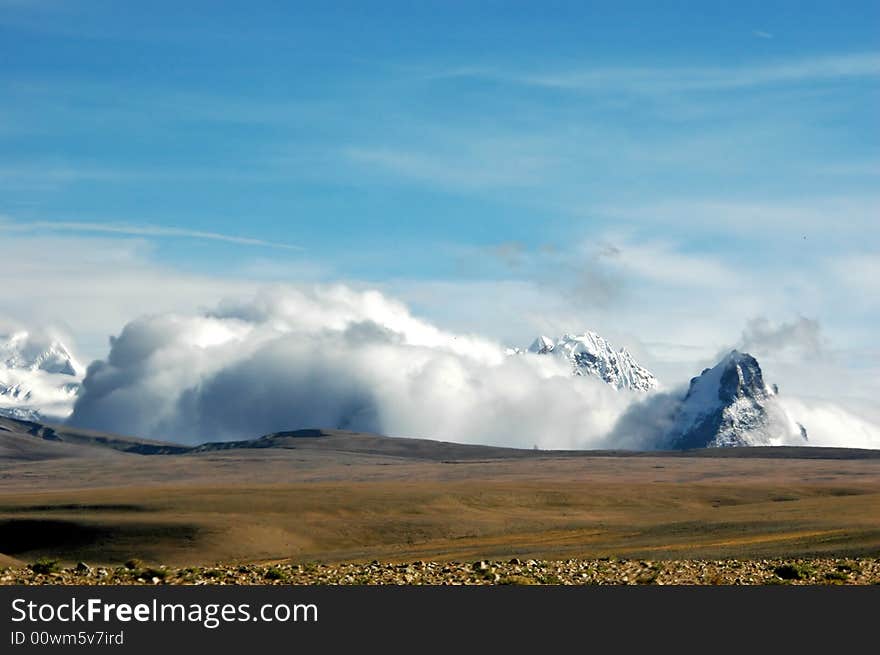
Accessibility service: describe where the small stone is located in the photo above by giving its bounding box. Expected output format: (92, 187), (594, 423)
(75, 562), (92, 574)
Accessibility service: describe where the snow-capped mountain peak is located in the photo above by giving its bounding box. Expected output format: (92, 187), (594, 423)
(1, 331), (82, 376)
(669, 349), (806, 448)
(527, 335), (556, 354)
(0, 331), (83, 421)
(524, 332), (658, 392)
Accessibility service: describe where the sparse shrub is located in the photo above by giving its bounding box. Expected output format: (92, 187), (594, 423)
(202, 569), (222, 579)
(124, 559), (142, 570)
(774, 564), (813, 581)
(479, 568), (497, 580)
(636, 573), (659, 585)
(837, 561), (861, 573)
(29, 559), (59, 575)
(825, 571), (848, 582)
(499, 575), (536, 585)
(264, 567), (286, 581)
(177, 568), (198, 583)
(141, 567), (168, 580)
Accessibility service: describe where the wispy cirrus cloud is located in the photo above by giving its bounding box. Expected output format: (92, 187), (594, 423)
(826, 253), (880, 302)
(593, 196), (880, 239)
(0, 219), (303, 250)
(435, 52), (880, 93)
(342, 143), (553, 190)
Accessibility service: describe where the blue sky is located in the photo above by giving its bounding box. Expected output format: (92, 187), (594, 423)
(1, 1), (879, 410)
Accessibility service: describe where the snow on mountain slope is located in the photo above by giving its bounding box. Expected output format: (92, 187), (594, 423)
(0, 322), (814, 451)
(0, 331), (82, 421)
(668, 350), (807, 448)
(524, 332), (659, 392)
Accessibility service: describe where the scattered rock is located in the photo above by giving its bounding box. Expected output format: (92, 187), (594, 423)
(2, 558), (878, 586)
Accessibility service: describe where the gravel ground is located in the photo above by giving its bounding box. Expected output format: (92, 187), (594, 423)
(3, 558), (879, 585)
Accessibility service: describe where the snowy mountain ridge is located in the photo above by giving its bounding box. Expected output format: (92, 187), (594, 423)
(0, 331), (83, 421)
(667, 349), (807, 448)
(523, 332), (659, 392)
(0, 326), (811, 450)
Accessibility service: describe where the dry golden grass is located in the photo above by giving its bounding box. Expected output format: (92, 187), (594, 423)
(2, 450), (879, 566)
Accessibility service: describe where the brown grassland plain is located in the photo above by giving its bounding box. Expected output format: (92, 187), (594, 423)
(1, 419), (879, 568)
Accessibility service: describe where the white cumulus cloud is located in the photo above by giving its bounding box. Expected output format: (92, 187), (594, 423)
(57, 285), (880, 452)
(69, 286), (632, 448)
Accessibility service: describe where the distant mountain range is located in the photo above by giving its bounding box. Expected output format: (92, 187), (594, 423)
(514, 333), (807, 448)
(0, 326), (808, 449)
(0, 414), (869, 463)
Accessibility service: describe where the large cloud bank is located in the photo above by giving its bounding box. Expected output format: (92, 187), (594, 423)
(605, 387), (880, 450)
(68, 285), (880, 450)
(69, 286), (632, 447)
